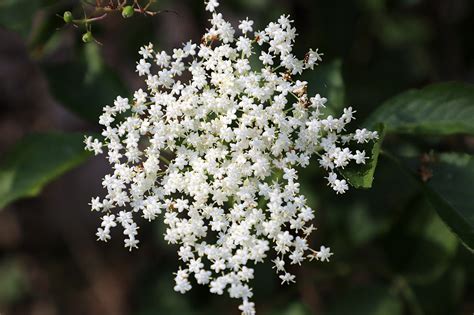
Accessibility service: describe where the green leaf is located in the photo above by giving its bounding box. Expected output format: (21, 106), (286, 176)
(42, 44), (128, 122)
(340, 124), (385, 188)
(304, 59), (345, 115)
(324, 285), (403, 315)
(423, 153), (474, 251)
(0, 133), (91, 209)
(365, 82), (474, 135)
(387, 152), (474, 251)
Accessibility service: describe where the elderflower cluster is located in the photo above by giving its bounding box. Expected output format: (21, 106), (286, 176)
(85, 1), (377, 314)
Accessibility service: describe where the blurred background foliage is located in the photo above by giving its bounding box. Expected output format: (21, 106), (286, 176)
(0, 0), (473, 314)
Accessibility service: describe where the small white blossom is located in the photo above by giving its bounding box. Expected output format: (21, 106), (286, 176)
(239, 300), (256, 315)
(139, 42), (154, 59)
(174, 269), (192, 293)
(89, 197), (102, 211)
(354, 150), (368, 164)
(195, 269), (212, 284)
(239, 18), (254, 34)
(205, 0), (219, 12)
(305, 48), (323, 69)
(259, 51), (274, 66)
(96, 228), (111, 242)
(272, 257), (286, 272)
(316, 246), (333, 262)
(279, 272), (296, 285)
(136, 59), (151, 76)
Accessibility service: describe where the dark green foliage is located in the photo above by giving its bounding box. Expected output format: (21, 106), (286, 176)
(0, 133), (90, 209)
(365, 83), (474, 135)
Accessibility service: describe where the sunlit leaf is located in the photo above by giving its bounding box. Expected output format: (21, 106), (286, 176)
(365, 82), (474, 135)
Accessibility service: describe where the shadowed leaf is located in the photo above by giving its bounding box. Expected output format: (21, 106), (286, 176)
(0, 133), (91, 209)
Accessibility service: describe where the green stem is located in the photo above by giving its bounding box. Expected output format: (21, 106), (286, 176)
(73, 13), (108, 24)
(289, 91), (300, 101)
(159, 155), (171, 165)
(272, 65), (282, 72)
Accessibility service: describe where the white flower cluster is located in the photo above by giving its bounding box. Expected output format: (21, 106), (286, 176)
(85, 1), (377, 314)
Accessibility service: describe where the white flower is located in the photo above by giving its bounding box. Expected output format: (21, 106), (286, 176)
(85, 0), (377, 313)
(96, 228), (111, 242)
(89, 197), (102, 211)
(354, 150), (368, 164)
(183, 41), (197, 56)
(139, 42), (154, 59)
(136, 59), (151, 76)
(239, 300), (256, 315)
(101, 214), (117, 229)
(124, 237), (139, 251)
(354, 128), (378, 143)
(239, 18), (254, 34)
(279, 272), (296, 284)
(316, 245), (333, 262)
(174, 269), (192, 293)
(305, 48), (323, 69)
(195, 269), (212, 284)
(310, 94), (327, 109)
(155, 51), (170, 67)
(113, 96), (130, 113)
(259, 51), (274, 65)
(84, 137), (103, 155)
(205, 0), (219, 12)
(272, 257), (285, 272)
(333, 178), (349, 194)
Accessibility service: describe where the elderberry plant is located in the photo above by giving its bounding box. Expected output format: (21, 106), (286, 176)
(84, 0), (378, 313)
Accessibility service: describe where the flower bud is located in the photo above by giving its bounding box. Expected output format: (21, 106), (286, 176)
(82, 31), (93, 43)
(122, 5), (135, 18)
(63, 11), (73, 23)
